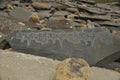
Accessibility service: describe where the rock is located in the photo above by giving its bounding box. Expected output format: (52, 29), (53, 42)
(0, 32), (7, 49)
(28, 13), (40, 23)
(53, 11), (71, 16)
(51, 3), (68, 10)
(78, 14), (111, 21)
(97, 21), (120, 27)
(90, 67), (120, 80)
(77, 0), (96, 5)
(7, 27), (120, 65)
(32, 2), (51, 10)
(45, 19), (73, 29)
(20, 0), (33, 3)
(0, 11), (9, 17)
(66, 8), (79, 13)
(56, 58), (90, 80)
(9, 7), (32, 21)
(38, 10), (52, 19)
(78, 5), (107, 15)
(0, 15), (34, 35)
(0, 50), (59, 80)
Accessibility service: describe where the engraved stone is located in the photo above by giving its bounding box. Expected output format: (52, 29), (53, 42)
(7, 27), (120, 65)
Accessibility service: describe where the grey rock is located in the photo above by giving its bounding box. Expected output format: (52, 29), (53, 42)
(78, 5), (107, 15)
(96, 3), (111, 10)
(32, 2), (52, 10)
(97, 21), (120, 27)
(38, 10), (52, 19)
(9, 7), (32, 21)
(7, 27), (120, 65)
(0, 32), (7, 48)
(78, 14), (111, 21)
(76, 0), (96, 5)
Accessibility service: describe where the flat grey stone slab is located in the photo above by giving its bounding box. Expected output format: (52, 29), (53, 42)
(9, 7), (32, 21)
(7, 27), (120, 65)
(78, 14), (111, 21)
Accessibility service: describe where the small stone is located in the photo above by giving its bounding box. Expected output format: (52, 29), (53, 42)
(28, 13), (40, 23)
(6, 4), (14, 10)
(32, 2), (51, 10)
(56, 58), (90, 80)
(66, 8), (79, 13)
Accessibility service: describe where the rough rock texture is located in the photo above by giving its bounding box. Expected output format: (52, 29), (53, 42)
(56, 58), (90, 80)
(0, 50), (59, 80)
(90, 67), (120, 80)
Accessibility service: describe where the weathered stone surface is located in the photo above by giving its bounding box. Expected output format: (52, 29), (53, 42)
(7, 27), (120, 65)
(9, 7), (32, 21)
(56, 58), (90, 80)
(0, 50), (59, 80)
(78, 14), (111, 21)
(78, 5), (107, 15)
(45, 19), (73, 29)
(90, 67), (120, 80)
(32, 2), (52, 10)
(0, 15), (32, 35)
(97, 21), (120, 27)
(38, 10), (52, 19)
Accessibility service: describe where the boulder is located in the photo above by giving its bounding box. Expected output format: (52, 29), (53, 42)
(56, 58), (90, 80)
(0, 50), (59, 80)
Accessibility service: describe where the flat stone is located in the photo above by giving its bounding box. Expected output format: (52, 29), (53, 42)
(32, 2), (52, 10)
(97, 21), (120, 27)
(38, 10), (52, 19)
(78, 5), (107, 15)
(45, 19), (73, 29)
(78, 14), (111, 21)
(0, 50), (59, 80)
(77, 0), (96, 5)
(96, 3), (111, 10)
(9, 7), (32, 21)
(0, 0), (8, 9)
(53, 11), (71, 16)
(7, 27), (120, 65)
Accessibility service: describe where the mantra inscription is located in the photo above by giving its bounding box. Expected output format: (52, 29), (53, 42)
(13, 28), (112, 47)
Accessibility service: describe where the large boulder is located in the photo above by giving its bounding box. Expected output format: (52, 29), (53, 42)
(7, 27), (120, 66)
(0, 50), (59, 80)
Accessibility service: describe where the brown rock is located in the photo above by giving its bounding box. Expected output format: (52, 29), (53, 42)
(66, 8), (79, 13)
(56, 58), (90, 80)
(32, 2), (51, 10)
(28, 13), (40, 23)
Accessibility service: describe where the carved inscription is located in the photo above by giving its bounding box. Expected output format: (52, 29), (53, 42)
(14, 28), (112, 47)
